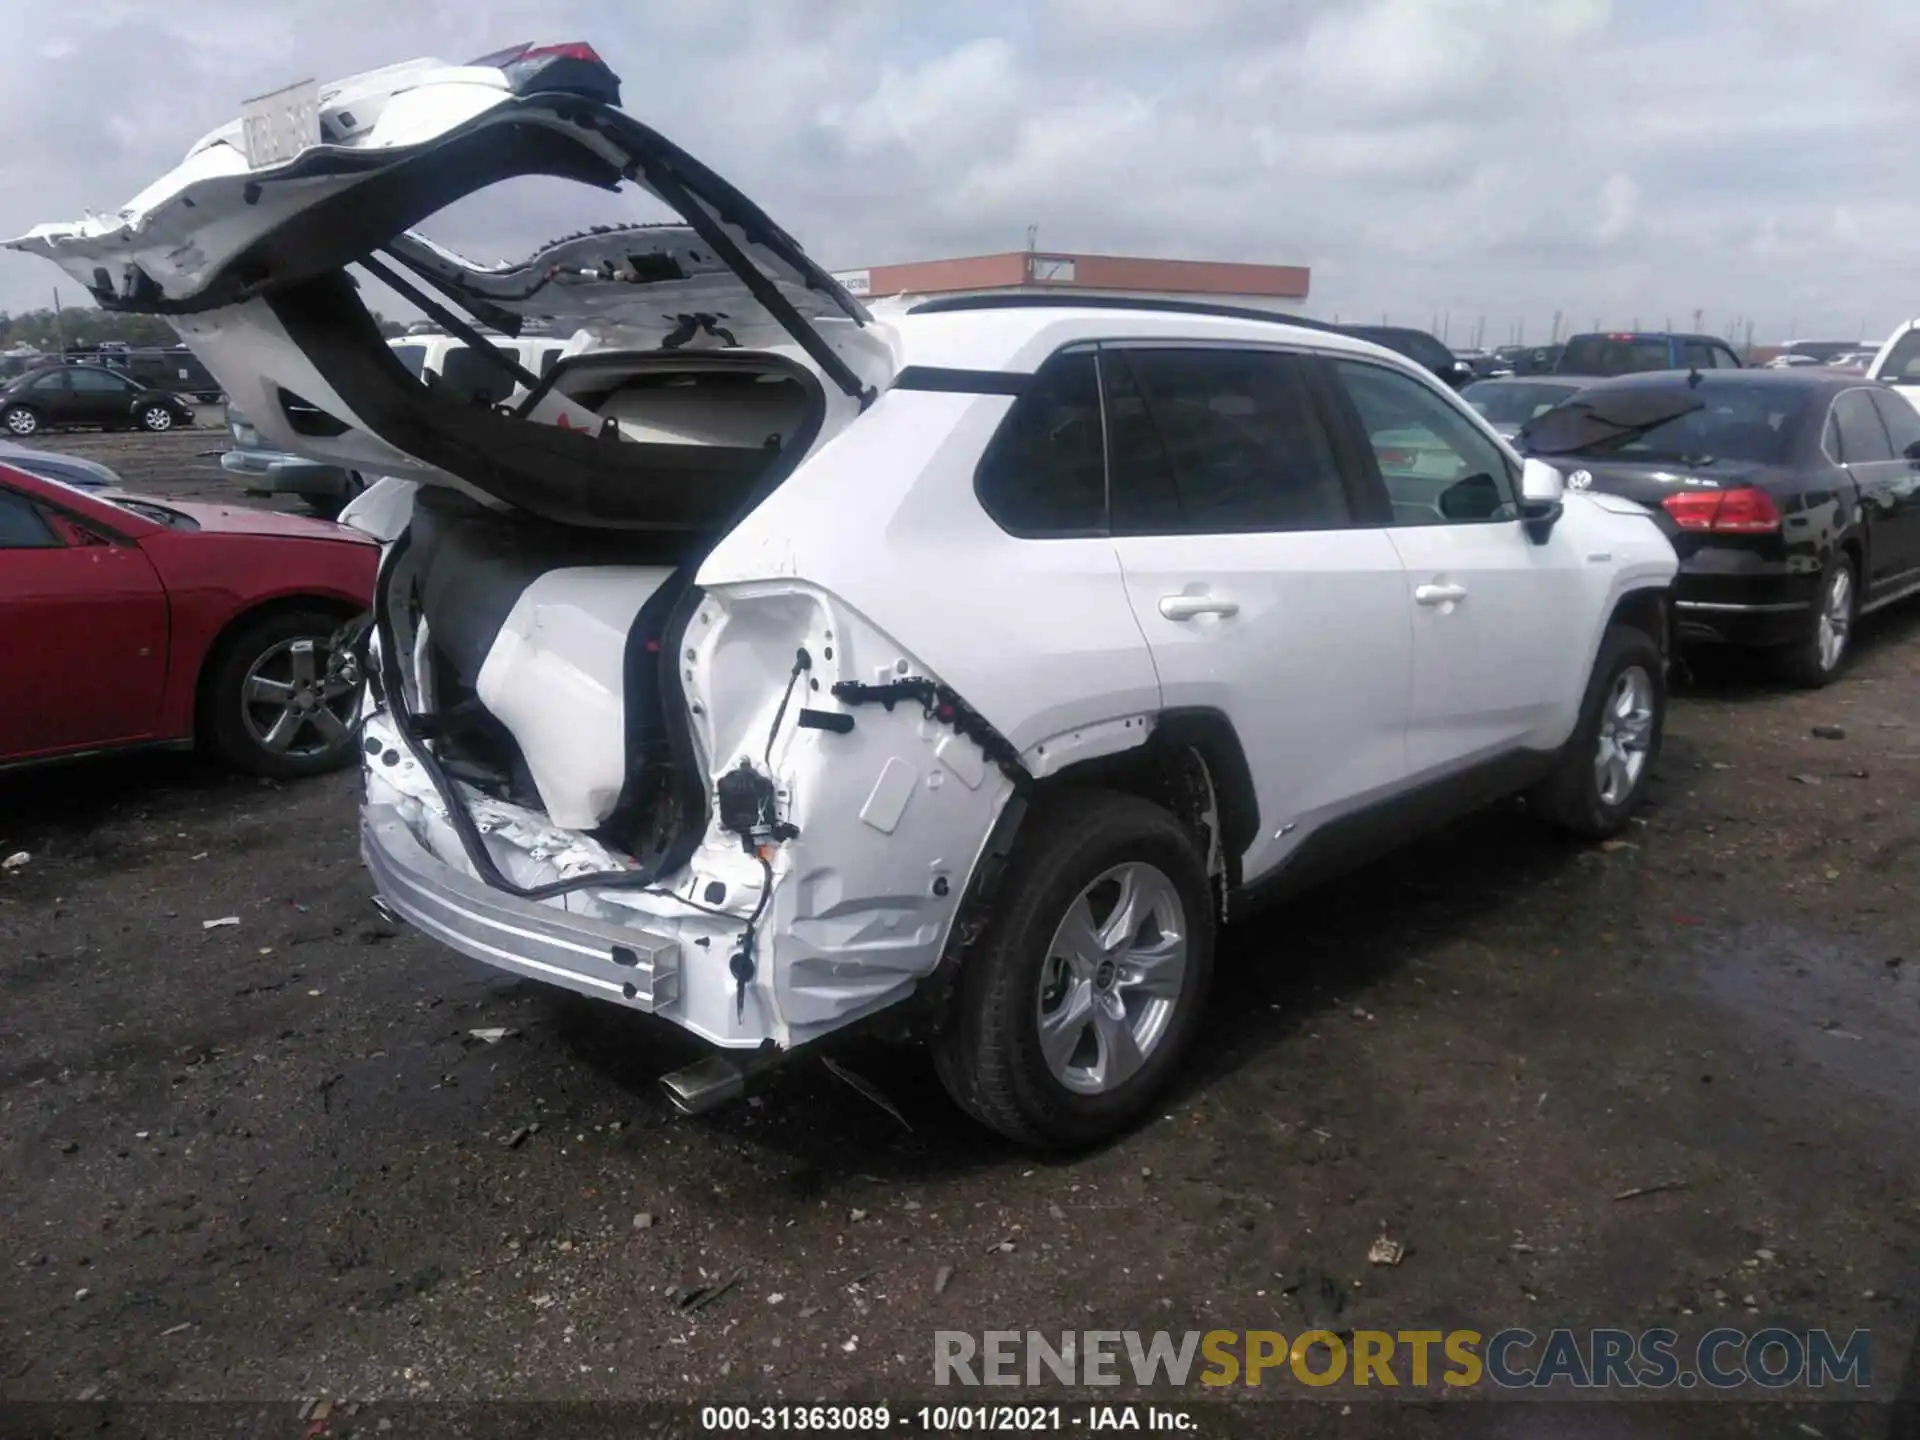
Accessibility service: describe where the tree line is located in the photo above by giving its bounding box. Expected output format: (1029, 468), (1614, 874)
(0, 305), (411, 353)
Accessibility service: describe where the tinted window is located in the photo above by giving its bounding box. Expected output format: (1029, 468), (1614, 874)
(1680, 340), (1716, 370)
(973, 350), (1106, 536)
(1710, 345), (1742, 369)
(68, 368), (135, 393)
(389, 344), (428, 378)
(28, 371), (67, 392)
(1334, 360), (1516, 524)
(1102, 349), (1350, 534)
(539, 347), (563, 375)
(1868, 390), (1920, 459)
(1878, 330), (1920, 383)
(1463, 380), (1584, 426)
(1559, 336), (1674, 377)
(0, 489), (58, 548)
(435, 346), (523, 405)
(1830, 390), (1894, 463)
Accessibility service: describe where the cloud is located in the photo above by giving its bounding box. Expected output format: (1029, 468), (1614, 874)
(0, 0), (1913, 344)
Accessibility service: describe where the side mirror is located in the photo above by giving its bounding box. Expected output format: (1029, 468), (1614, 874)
(1519, 457), (1565, 543)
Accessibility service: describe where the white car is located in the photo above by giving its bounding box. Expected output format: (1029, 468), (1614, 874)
(8, 43), (1680, 1147)
(1868, 322), (1920, 410)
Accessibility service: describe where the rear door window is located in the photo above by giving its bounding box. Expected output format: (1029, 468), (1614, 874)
(1868, 390), (1920, 460)
(973, 350), (1107, 537)
(1830, 390), (1894, 463)
(1104, 348), (1353, 535)
(1561, 336), (1675, 377)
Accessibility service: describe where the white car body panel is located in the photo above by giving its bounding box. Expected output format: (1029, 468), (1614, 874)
(1868, 320), (1920, 413)
(1109, 528), (1413, 883)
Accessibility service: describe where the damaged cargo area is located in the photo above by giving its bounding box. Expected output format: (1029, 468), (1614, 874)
(361, 515), (1022, 1051)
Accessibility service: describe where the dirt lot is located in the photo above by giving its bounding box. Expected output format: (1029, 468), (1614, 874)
(3, 425), (1919, 1435)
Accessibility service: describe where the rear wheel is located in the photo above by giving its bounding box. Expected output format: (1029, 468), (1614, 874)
(203, 609), (364, 779)
(3, 405), (40, 437)
(138, 404), (175, 433)
(1773, 554), (1855, 688)
(933, 791), (1215, 1149)
(1528, 624), (1665, 839)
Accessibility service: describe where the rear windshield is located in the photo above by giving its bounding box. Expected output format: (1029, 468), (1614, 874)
(1562, 380), (1808, 465)
(389, 344), (428, 377)
(1463, 380), (1584, 425)
(1559, 336), (1672, 377)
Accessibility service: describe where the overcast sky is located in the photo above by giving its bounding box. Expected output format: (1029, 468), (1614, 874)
(1, 0), (1913, 346)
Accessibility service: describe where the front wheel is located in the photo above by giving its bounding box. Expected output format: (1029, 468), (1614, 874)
(933, 790), (1215, 1149)
(1528, 624), (1665, 839)
(202, 609), (365, 779)
(138, 405), (175, 432)
(1773, 555), (1855, 688)
(3, 405), (40, 437)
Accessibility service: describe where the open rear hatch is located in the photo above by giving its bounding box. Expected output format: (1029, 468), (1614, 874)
(5, 41), (897, 529)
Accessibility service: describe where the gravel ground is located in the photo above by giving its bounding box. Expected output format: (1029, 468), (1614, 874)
(3, 428), (1920, 1436)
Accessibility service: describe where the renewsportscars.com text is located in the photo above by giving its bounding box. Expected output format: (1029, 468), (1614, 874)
(934, 1327), (1875, 1391)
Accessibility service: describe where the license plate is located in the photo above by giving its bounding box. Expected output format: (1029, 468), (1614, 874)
(239, 78), (321, 169)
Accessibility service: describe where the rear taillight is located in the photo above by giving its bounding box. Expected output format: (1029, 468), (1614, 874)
(1377, 447), (1415, 468)
(1659, 485), (1781, 533)
(468, 41), (620, 103)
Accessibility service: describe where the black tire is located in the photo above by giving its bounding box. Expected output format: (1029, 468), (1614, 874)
(1773, 553), (1856, 689)
(1528, 624), (1665, 839)
(933, 790), (1215, 1149)
(201, 608), (363, 780)
(2, 405), (40, 437)
(137, 404), (176, 433)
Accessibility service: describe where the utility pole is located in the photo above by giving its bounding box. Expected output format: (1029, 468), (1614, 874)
(1025, 224), (1038, 253)
(1551, 310), (1563, 343)
(1692, 308), (1704, 333)
(1441, 312), (1450, 343)
(52, 288), (65, 356)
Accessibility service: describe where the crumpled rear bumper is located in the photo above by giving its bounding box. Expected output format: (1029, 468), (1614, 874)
(360, 802), (681, 1011)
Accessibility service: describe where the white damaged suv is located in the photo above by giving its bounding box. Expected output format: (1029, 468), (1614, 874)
(11, 44), (1679, 1147)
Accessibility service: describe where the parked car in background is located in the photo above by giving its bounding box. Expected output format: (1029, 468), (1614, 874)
(1764, 354), (1821, 369)
(12, 43), (1683, 1147)
(1556, 332), (1744, 377)
(1521, 369), (1920, 685)
(1339, 325), (1475, 388)
(221, 333), (568, 517)
(1503, 343), (1566, 376)
(0, 464), (376, 776)
(1867, 321), (1920, 412)
(0, 363), (195, 437)
(1461, 375), (1597, 441)
(1782, 340), (1866, 365)
(1822, 352), (1876, 375)
(0, 437), (122, 491)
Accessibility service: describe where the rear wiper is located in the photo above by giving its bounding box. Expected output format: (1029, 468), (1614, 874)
(1519, 395), (1707, 456)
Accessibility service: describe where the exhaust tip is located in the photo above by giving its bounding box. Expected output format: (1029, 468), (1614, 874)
(659, 1056), (747, 1116)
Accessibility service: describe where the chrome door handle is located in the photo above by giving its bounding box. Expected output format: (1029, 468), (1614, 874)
(1414, 583), (1467, 606)
(1159, 595), (1240, 620)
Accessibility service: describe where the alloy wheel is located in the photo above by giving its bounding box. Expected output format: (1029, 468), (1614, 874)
(1036, 861), (1189, 1096)
(1593, 664), (1656, 807)
(5, 409), (37, 436)
(240, 636), (359, 759)
(142, 406), (174, 432)
(1817, 567), (1853, 673)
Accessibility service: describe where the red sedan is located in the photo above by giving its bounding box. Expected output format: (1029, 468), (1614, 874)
(0, 465), (377, 778)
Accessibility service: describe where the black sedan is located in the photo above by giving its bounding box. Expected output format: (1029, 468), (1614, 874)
(0, 364), (196, 437)
(1521, 369), (1920, 686)
(1340, 325), (1475, 389)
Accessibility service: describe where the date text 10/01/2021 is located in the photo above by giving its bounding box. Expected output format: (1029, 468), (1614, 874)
(700, 1405), (1193, 1431)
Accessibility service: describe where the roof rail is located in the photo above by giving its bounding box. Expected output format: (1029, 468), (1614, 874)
(905, 292), (1352, 338)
